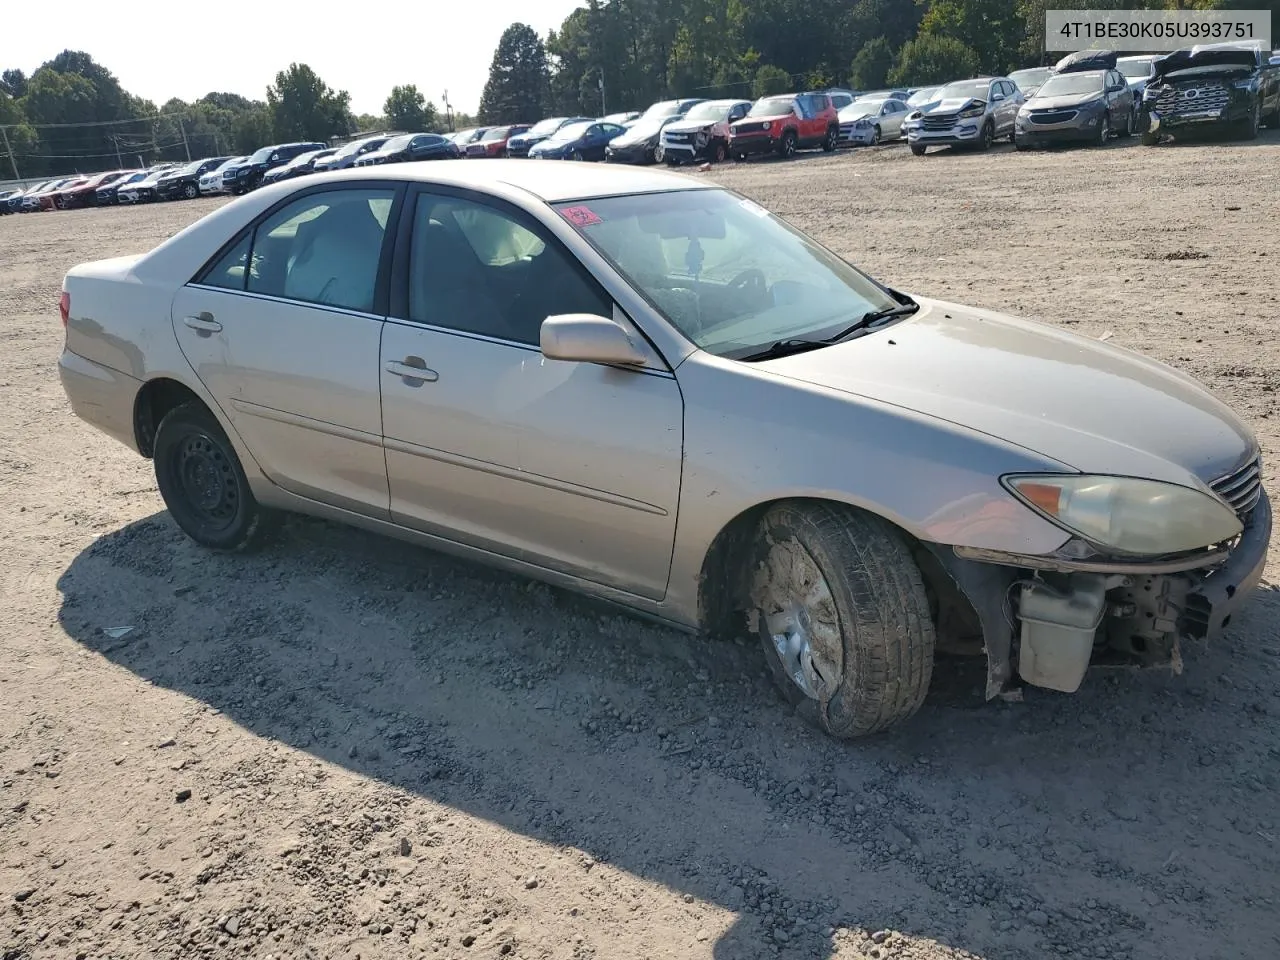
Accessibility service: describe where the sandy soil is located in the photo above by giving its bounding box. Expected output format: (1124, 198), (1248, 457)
(3, 133), (1280, 960)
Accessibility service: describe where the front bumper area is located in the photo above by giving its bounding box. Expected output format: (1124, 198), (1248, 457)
(1013, 125), (1096, 147)
(604, 143), (654, 164)
(729, 134), (779, 156)
(907, 121), (985, 146)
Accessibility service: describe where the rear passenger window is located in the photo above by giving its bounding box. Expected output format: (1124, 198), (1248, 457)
(244, 188), (395, 312)
(198, 234), (251, 291)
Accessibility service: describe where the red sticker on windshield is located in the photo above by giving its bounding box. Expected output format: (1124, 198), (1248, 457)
(560, 204), (602, 227)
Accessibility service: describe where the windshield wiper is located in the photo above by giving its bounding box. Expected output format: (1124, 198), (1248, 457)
(824, 300), (920, 343)
(736, 338), (832, 362)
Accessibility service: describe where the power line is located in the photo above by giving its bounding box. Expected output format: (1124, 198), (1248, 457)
(0, 110), (204, 132)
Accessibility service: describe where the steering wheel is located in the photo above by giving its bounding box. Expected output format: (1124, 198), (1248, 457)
(728, 268), (768, 297)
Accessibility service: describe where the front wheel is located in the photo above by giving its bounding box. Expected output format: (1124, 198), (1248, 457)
(1237, 103), (1260, 141)
(871, 125), (882, 146)
(182, 182), (198, 200)
(777, 130), (797, 158)
(910, 143), (926, 156)
(1122, 108), (1135, 138)
(153, 402), (277, 552)
(1096, 114), (1111, 146)
(976, 121), (994, 151)
(713, 140), (727, 163)
(750, 503), (936, 739)
(571, 149), (585, 162)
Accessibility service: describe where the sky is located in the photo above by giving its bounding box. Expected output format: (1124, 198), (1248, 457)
(0, 0), (584, 118)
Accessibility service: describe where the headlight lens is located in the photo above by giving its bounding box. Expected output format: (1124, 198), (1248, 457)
(958, 105), (985, 119)
(1233, 78), (1258, 91)
(1004, 474), (1242, 555)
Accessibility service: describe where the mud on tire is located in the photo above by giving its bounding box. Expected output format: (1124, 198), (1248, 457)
(749, 502), (935, 738)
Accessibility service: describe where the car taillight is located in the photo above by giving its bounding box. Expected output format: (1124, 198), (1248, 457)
(59, 291), (70, 328)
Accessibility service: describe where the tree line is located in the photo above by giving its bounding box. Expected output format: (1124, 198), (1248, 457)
(0, 53), (465, 179)
(475, 0), (1280, 123)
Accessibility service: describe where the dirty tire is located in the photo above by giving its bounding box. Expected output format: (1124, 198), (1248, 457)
(1141, 130), (1160, 147)
(976, 121), (994, 151)
(153, 402), (277, 552)
(822, 126), (838, 152)
(750, 503), (935, 739)
(778, 130), (797, 158)
(182, 182), (198, 199)
(910, 143), (926, 156)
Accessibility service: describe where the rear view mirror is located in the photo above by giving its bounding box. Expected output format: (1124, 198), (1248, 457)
(540, 314), (648, 366)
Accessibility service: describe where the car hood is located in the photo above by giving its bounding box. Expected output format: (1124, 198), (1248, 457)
(1153, 47), (1257, 79)
(753, 296), (1253, 488)
(663, 118), (715, 135)
(1027, 92), (1106, 110)
(920, 97), (984, 115)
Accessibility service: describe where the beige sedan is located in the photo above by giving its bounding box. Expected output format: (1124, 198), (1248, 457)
(58, 161), (1269, 737)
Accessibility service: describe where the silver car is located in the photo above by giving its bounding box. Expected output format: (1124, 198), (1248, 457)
(906, 77), (1025, 154)
(838, 97), (911, 145)
(57, 162), (1269, 738)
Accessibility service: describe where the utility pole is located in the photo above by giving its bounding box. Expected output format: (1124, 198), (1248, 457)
(442, 90), (454, 132)
(112, 134), (123, 169)
(178, 118), (191, 161)
(0, 125), (18, 179)
(599, 71), (607, 116)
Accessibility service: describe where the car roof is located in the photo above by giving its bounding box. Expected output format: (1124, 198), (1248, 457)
(317, 157), (708, 202)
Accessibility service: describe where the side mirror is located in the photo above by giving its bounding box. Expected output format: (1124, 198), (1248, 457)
(540, 314), (648, 366)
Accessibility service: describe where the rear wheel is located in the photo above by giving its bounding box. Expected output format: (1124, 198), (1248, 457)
(822, 126), (838, 152)
(750, 502), (935, 739)
(153, 402), (277, 552)
(571, 149), (585, 161)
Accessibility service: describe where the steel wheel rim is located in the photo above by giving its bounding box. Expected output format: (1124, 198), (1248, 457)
(176, 433), (239, 529)
(754, 537), (843, 700)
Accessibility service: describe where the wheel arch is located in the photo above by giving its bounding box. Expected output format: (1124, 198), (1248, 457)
(132, 377), (208, 459)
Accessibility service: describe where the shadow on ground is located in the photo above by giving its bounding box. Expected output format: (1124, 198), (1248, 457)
(56, 511), (1280, 960)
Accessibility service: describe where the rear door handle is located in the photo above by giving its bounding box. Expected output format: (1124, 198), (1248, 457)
(183, 314), (222, 334)
(385, 359), (438, 383)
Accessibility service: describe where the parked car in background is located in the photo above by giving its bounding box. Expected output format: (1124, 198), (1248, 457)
(41, 177), (89, 210)
(728, 92), (839, 159)
(56, 163), (1270, 739)
(1143, 41), (1280, 143)
(223, 142), (327, 193)
(603, 111), (641, 126)
(0, 187), (21, 213)
(506, 117), (592, 157)
(465, 125), (532, 158)
(53, 170), (133, 209)
(530, 120), (628, 160)
(200, 157), (247, 196)
(95, 170), (148, 206)
(4, 181), (49, 213)
(906, 77), (1023, 154)
(905, 86), (942, 111)
(446, 128), (493, 149)
(859, 88), (911, 103)
(156, 157), (232, 200)
(839, 97), (911, 145)
(1009, 67), (1054, 98)
(825, 88), (858, 110)
(606, 114), (687, 164)
(262, 149), (337, 186)
(313, 136), (392, 173)
(23, 179), (79, 211)
(658, 99), (752, 164)
(1014, 67), (1136, 148)
(636, 98), (708, 125)
(1116, 55), (1161, 101)
(355, 133), (459, 164)
(119, 169), (171, 204)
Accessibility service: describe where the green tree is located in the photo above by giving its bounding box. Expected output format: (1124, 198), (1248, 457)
(1, 68), (26, 98)
(918, 0), (1021, 74)
(888, 34), (980, 86)
(850, 38), (894, 89)
(478, 23), (550, 123)
(266, 63), (353, 142)
(232, 105), (274, 154)
(752, 64), (791, 98)
(384, 84), (438, 132)
(0, 92), (36, 177)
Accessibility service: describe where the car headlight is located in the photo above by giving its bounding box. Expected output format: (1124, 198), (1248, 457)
(958, 105), (985, 119)
(695, 130), (708, 145)
(853, 118), (871, 128)
(1004, 474), (1242, 555)
(1233, 78), (1258, 91)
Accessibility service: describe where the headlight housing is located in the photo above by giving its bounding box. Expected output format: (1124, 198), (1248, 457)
(958, 104), (985, 119)
(1233, 78), (1258, 91)
(1004, 474), (1242, 556)
(853, 118), (872, 128)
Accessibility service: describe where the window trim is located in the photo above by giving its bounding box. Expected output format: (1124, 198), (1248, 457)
(189, 179), (407, 316)
(390, 183), (639, 353)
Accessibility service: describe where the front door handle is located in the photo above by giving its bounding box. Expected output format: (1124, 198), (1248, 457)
(183, 314), (222, 334)
(385, 358), (438, 383)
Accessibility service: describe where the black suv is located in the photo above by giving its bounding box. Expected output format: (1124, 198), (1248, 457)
(1142, 42), (1280, 143)
(155, 156), (232, 201)
(223, 142), (327, 193)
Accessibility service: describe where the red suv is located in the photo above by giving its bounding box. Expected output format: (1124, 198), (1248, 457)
(729, 92), (839, 159)
(465, 124), (533, 158)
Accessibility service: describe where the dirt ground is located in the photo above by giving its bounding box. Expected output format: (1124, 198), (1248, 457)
(3, 133), (1280, 960)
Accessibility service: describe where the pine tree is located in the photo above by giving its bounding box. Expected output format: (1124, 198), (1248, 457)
(477, 24), (550, 125)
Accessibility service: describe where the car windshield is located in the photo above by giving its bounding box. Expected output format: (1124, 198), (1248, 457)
(382, 135), (414, 151)
(642, 101), (683, 119)
(249, 147), (275, 163)
(621, 117), (667, 139)
(176, 160), (203, 175)
(213, 157), (245, 174)
(335, 139), (375, 157)
(288, 150), (322, 166)
(682, 101), (731, 122)
(747, 97), (795, 118)
(526, 118), (564, 136)
(481, 127), (511, 141)
(842, 99), (887, 118)
(937, 80), (992, 100)
(553, 189), (898, 359)
(906, 87), (939, 105)
(549, 121), (593, 142)
(1117, 57), (1156, 78)
(1034, 73), (1105, 98)
(1009, 68), (1052, 88)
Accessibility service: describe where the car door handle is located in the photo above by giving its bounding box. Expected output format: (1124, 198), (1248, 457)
(385, 359), (438, 383)
(183, 314), (222, 334)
